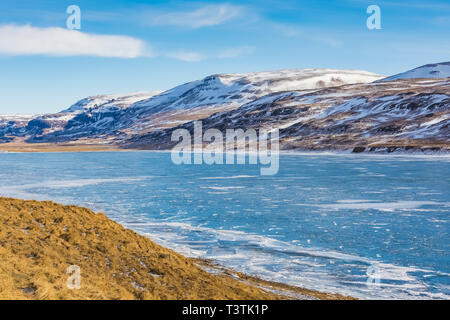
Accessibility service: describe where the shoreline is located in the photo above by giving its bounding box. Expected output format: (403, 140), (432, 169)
(0, 197), (351, 300)
(0, 141), (449, 156)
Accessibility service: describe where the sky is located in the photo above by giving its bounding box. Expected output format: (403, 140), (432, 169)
(0, 0), (449, 114)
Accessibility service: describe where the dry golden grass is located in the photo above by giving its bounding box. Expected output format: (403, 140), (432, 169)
(0, 197), (350, 300)
(0, 141), (121, 153)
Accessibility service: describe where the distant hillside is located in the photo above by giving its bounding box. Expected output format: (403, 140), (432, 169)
(0, 64), (449, 153)
(1, 68), (383, 144)
(381, 62), (450, 81)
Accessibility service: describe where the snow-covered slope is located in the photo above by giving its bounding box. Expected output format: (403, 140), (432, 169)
(0, 114), (36, 122)
(0, 91), (161, 138)
(381, 62), (450, 81)
(125, 78), (450, 153)
(111, 69), (384, 135)
(62, 91), (162, 113)
(127, 69), (383, 114)
(2, 64), (449, 153)
(19, 68), (382, 142)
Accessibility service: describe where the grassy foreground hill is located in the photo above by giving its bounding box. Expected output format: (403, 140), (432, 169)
(0, 197), (349, 300)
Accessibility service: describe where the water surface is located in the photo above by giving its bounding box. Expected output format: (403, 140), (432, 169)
(0, 151), (448, 299)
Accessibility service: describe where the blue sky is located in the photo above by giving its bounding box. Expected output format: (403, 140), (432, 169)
(0, 0), (449, 114)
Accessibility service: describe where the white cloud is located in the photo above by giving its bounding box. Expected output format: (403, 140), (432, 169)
(272, 24), (302, 37)
(167, 50), (204, 62)
(269, 23), (343, 48)
(0, 24), (151, 58)
(378, 0), (450, 11)
(0, 24), (255, 62)
(151, 4), (243, 28)
(313, 36), (343, 48)
(166, 46), (254, 62)
(217, 46), (255, 59)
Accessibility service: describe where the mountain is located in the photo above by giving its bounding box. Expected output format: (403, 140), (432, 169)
(113, 69), (383, 134)
(126, 69), (383, 113)
(0, 114), (35, 143)
(0, 91), (161, 141)
(381, 62), (450, 81)
(0, 64), (449, 153)
(61, 91), (162, 113)
(127, 77), (449, 153)
(2, 68), (383, 143)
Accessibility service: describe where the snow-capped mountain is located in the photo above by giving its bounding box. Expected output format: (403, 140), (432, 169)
(381, 62), (450, 81)
(10, 68), (383, 142)
(0, 114), (36, 142)
(1, 63), (449, 153)
(127, 69), (383, 114)
(0, 91), (161, 139)
(125, 77), (450, 153)
(113, 69), (383, 134)
(62, 91), (162, 113)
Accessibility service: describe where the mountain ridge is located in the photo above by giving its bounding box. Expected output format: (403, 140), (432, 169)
(0, 63), (449, 153)
(380, 62), (450, 82)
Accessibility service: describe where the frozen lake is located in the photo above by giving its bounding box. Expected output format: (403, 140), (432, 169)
(0, 151), (449, 299)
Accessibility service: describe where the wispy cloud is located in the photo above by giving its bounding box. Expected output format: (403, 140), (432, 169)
(387, 0), (450, 10)
(166, 45), (254, 62)
(151, 4), (244, 28)
(313, 36), (343, 48)
(0, 24), (254, 62)
(0, 24), (151, 58)
(269, 23), (343, 48)
(216, 46), (255, 58)
(390, 42), (450, 55)
(272, 23), (302, 37)
(167, 50), (204, 62)
(347, 0), (450, 11)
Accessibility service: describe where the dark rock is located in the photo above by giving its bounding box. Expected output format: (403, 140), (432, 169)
(352, 146), (366, 153)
